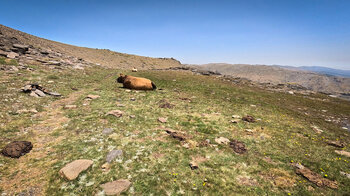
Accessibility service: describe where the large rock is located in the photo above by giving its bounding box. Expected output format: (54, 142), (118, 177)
(59, 159), (93, 180)
(1, 141), (33, 158)
(100, 179), (131, 195)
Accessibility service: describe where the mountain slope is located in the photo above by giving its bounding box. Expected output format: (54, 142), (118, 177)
(0, 24), (181, 69)
(1, 26), (350, 196)
(193, 63), (350, 94)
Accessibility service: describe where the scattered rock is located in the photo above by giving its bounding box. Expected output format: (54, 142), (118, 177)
(106, 149), (123, 163)
(101, 162), (111, 172)
(7, 51), (19, 59)
(46, 92), (61, 97)
(100, 179), (131, 195)
(1, 141), (33, 158)
(86, 94), (100, 100)
(34, 89), (46, 97)
(311, 125), (323, 134)
(335, 150), (350, 158)
(292, 163), (337, 189)
(245, 129), (254, 135)
(64, 105), (77, 109)
(215, 137), (230, 145)
(59, 159), (93, 180)
(129, 115), (135, 118)
(17, 108), (38, 114)
(288, 91), (294, 95)
(189, 161), (198, 170)
(107, 110), (123, 118)
(340, 171), (350, 179)
(326, 140), (345, 148)
(29, 91), (39, 98)
(102, 128), (114, 135)
(230, 119), (240, 123)
(229, 140), (247, 154)
(242, 115), (255, 123)
(158, 117), (167, 123)
(21, 84), (59, 97)
(130, 98), (136, 101)
(165, 128), (186, 141)
(232, 115), (241, 119)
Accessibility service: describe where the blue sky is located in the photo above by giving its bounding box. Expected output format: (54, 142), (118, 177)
(1, 0), (350, 69)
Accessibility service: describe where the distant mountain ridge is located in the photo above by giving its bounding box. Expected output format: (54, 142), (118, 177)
(191, 63), (350, 95)
(277, 65), (350, 78)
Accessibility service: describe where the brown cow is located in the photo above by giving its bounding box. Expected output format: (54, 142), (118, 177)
(117, 74), (157, 90)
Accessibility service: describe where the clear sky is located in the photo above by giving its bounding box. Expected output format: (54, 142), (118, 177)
(1, 0), (350, 69)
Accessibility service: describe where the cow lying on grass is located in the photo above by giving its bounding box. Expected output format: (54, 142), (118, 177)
(117, 74), (157, 90)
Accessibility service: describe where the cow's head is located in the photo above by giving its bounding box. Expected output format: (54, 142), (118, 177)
(117, 73), (127, 83)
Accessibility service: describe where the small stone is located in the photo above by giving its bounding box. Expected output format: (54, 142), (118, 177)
(59, 159), (93, 180)
(1, 141), (33, 158)
(34, 89), (46, 97)
(230, 119), (240, 123)
(102, 128), (114, 135)
(335, 150), (350, 158)
(86, 94), (100, 100)
(340, 171), (350, 179)
(311, 125), (323, 134)
(288, 91), (294, 95)
(64, 105), (77, 109)
(189, 161), (198, 170)
(158, 117), (167, 123)
(100, 179), (131, 195)
(342, 127), (348, 130)
(107, 110), (123, 118)
(130, 98), (136, 101)
(101, 162), (111, 172)
(245, 129), (254, 135)
(125, 89), (131, 92)
(129, 115), (135, 118)
(215, 137), (230, 145)
(48, 80), (54, 83)
(117, 104), (125, 107)
(106, 149), (123, 163)
(232, 115), (241, 119)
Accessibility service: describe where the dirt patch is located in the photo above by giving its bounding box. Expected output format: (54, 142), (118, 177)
(158, 99), (174, 109)
(229, 140), (247, 154)
(236, 175), (259, 186)
(1, 141), (33, 158)
(261, 168), (295, 188)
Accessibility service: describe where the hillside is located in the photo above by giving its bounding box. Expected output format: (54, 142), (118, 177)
(0, 24), (181, 69)
(193, 63), (350, 95)
(1, 26), (350, 195)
